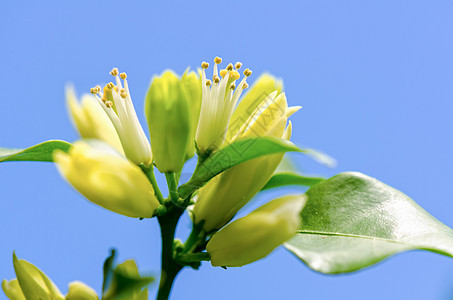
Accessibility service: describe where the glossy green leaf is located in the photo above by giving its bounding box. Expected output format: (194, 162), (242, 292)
(285, 172), (453, 274)
(261, 172), (324, 191)
(178, 137), (302, 198)
(0, 140), (71, 163)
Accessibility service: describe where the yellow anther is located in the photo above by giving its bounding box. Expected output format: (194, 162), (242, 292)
(105, 101), (113, 108)
(120, 92), (128, 98)
(230, 83), (236, 90)
(219, 69), (228, 78)
(120, 72), (127, 80)
(201, 62), (209, 69)
(226, 63), (233, 71)
(206, 79), (212, 87)
(90, 87), (98, 94)
(213, 75), (220, 84)
(106, 82), (115, 89)
(214, 57), (222, 64)
(230, 70), (240, 81)
(235, 62), (242, 70)
(243, 68), (252, 77)
(242, 82), (249, 89)
(120, 88), (126, 93)
(110, 68), (119, 76)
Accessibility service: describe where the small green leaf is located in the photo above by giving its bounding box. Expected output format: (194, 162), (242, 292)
(103, 260), (153, 300)
(261, 172), (324, 191)
(0, 140), (72, 163)
(102, 249), (116, 294)
(178, 137), (302, 198)
(285, 172), (453, 274)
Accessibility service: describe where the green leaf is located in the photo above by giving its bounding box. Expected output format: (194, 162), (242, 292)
(261, 172), (324, 191)
(0, 140), (71, 163)
(102, 249), (116, 294)
(178, 137), (302, 199)
(285, 172), (453, 274)
(103, 260), (153, 300)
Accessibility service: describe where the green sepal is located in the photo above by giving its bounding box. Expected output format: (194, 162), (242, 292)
(0, 140), (71, 163)
(285, 172), (453, 274)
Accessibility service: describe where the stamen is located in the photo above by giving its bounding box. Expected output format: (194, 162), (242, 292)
(230, 70), (240, 81)
(120, 72), (127, 80)
(120, 92), (128, 99)
(226, 63), (233, 71)
(230, 83), (236, 90)
(206, 79), (212, 87)
(105, 101), (113, 108)
(201, 62), (209, 69)
(120, 88), (126, 93)
(242, 83), (249, 89)
(243, 69), (252, 77)
(110, 68), (119, 76)
(106, 82), (115, 89)
(90, 87), (99, 94)
(219, 69), (227, 78)
(213, 75), (220, 84)
(235, 62), (242, 70)
(214, 57), (222, 64)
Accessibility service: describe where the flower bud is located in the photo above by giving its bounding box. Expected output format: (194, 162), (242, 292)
(2, 279), (25, 300)
(66, 86), (123, 154)
(54, 141), (160, 218)
(206, 195), (306, 267)
(4, 253), (65, 300)
(193, 92), (301, 232)
(228, 73), (283, 139)
(145, 71), (191, 172)
(181, 71), (202, 160)
(66, 281), (98, 300)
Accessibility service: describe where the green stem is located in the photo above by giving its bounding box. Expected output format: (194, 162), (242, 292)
(181, 224), (203, 253)
(157, 206), (184, 300)
(165, 173), (179, 203)
(177, 252), (210, 264)
(141, 164), (164, 204)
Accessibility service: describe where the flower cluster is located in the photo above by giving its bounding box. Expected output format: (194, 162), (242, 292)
(56, 57), (303, 268)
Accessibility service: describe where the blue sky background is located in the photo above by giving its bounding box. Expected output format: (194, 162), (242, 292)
(1, 1), (453, 299)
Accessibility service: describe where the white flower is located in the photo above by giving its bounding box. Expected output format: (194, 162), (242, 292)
(90, 68), (152, 165)
(195, 57), (252, 154)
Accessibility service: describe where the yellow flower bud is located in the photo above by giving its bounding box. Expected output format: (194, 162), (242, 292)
(54, 141), (160, 218)
(4, 253), (65, 300)
(66, 86), (124, 154)
(193, 92), (301, 232)
(227, 73), (283, 139)
(207, 195), (306, 267)
(66, 281), (99, 300)
(181, 71), (202, 160)
(2, 279), (25, 300)
(145, 71), (191, 172)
